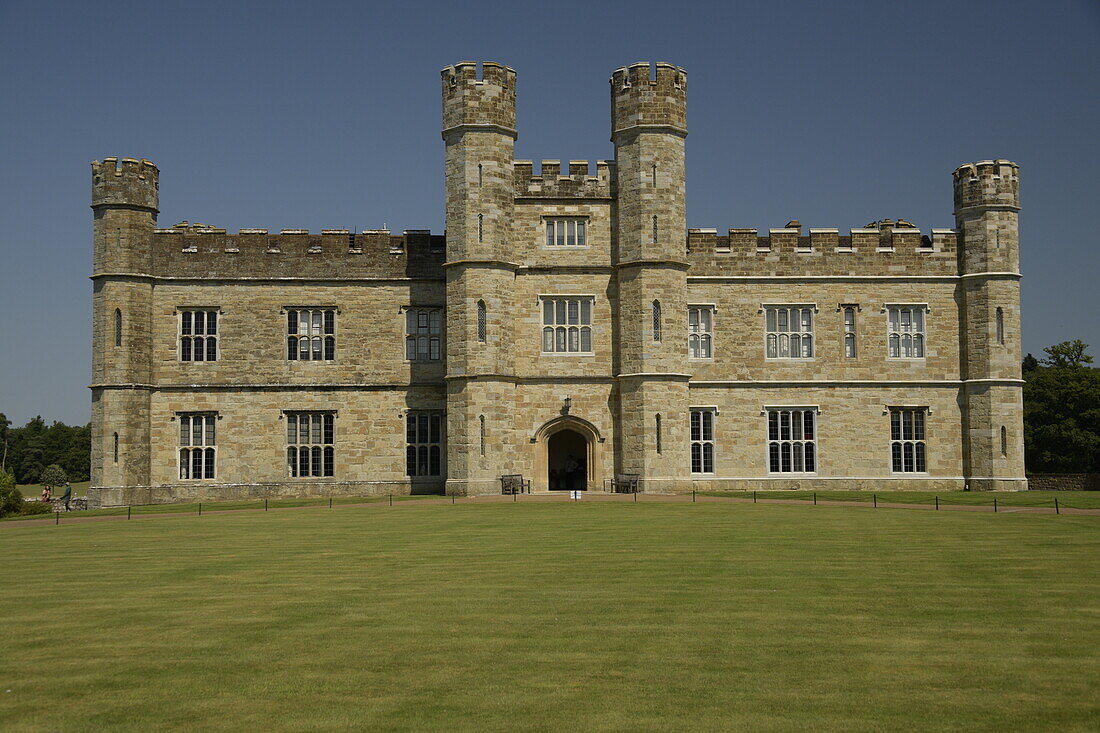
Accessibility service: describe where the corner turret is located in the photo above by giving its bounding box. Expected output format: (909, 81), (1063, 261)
(442, 61), (517, 135)
(91, 157), (159, 212)
(610, 62), (687, 141)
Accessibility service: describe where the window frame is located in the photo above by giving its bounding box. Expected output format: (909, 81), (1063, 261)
(405, 410), (445, 478)
(539, 296), (595, 355)
(177, 307), (221, 362)
(284, 307), (338, 362)
(885, 304), (929, 360)
(543, 217), (590, 248)
(765, 406), (819, 474)
(763, 304), (816, 361)
(402, 306), (445, 362)
(284, 411), (336, 478)
(688, 304), (716, 360)
(840, 304), (859, 359)
(889, 407), (928, 474)
(177, 412), (217, 480)
(689, 407), (717, 475)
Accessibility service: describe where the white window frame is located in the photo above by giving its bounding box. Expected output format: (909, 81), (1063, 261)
(406, 410), (444, 478)
(889, 407), (928, 473)
(543, 217), (589, 248)
(285, 411), (335, 478)
(766, 406), (819, 474)
(403, 307), (445, 362)
(690, 407), (717, 475)
(178, 413), (217, 480)
(178, 308), (221, 362)
(840, 304), (859, 358)
(885, 304), (928, 360)
(688, 305), (715, 360)
(764, 305), (816, 360)
(540, 296), (594, 355)
(285, 307), (337, 362)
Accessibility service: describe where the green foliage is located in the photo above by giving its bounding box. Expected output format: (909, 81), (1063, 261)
(39, 464), (68, 488)
(1024, 341), (1100, 472)
(1022, 353), (1039, 373)
(0, 469), (22, 517)
(4, 417), (90, 484)
(19, 500), (53, 516)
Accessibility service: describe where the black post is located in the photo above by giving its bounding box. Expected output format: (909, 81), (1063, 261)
(1055, 497), (1059, 515)
(199, 502), (202, 516)
(693, 490), (696, 503)
(813, 492), (817, 506)
(994, 497), (998, 513)
(753, 491), (757, 504)
(935, 496), (939, 511)
(389, 493), (392, 506)
(513, 491), (517, 503)
(55, 511), (59, 525)
(128, 506), (131, 520)
(634, 490), (637, 503)
(873, 494), (877, 508)
(265, 499), (268, 512)
(452, 494), (455, 504)
(329, 497), (333, 509)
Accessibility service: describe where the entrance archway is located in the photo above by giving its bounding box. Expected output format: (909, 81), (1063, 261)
(531, 416), (604, 492)
(548, 429), (587, 490)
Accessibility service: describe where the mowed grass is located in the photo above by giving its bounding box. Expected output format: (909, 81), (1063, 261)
(16, 481), (91, 497)
(1, 504), (1098, 731)
(700, 489), (1100, 509)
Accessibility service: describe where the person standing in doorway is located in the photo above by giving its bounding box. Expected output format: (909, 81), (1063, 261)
(563, 454), (581, 491)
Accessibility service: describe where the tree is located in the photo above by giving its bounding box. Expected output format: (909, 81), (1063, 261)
(0, 469), (21, 517)
(1024, 341), (1100, 473)
(39, 464), (69, 489)
(1042, 339), (1094, 369)
(1022, 353), (1039, 373)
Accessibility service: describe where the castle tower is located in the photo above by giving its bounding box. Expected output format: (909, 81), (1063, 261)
(441, 62), (518, 495)
(90, 157), (158, 505)
(611, 62), (691, 492)
(954, 160), (1027, 490)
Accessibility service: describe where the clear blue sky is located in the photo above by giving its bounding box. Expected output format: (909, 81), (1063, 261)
(1, 0), (1097, 426)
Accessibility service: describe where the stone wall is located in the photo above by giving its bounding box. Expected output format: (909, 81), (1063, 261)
(1026, 474), (1100, 492)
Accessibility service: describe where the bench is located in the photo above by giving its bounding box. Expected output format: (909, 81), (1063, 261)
(606, 473), (640, 493)
(500, 474), (531, 495)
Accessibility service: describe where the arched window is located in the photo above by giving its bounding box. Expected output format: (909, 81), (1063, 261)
(996, 307), (1005, 345)
(652, 215), (658, 243)
(652, 300), (662, 342)
(113, 432), (119, 463)
(480, 415), (486, 456)
(655, 414), (662, 454)
(114, 308), (122, 347)
(478, 163), (483, 187)
(651, 164), (657, 187)
(477, 214), (484, 243)
(1001, 425), (1008, 457)
(477, 300), (487, 342)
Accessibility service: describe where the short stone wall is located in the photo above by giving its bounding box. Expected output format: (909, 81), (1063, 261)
(1026, 474), (1100, 492)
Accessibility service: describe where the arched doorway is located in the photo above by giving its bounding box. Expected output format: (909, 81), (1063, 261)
(548, 429), (587, 490)
(531, 416), (604, 492)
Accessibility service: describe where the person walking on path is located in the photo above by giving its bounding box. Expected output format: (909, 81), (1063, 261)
(61, 483), (72, 511)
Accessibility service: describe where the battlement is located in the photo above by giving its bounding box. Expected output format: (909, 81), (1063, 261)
(513, 160), (614, 199)
(610, 62), (687, 138)
(441, 61), (517, 133)
(91, 157), (159, 211)
(953, 159), (1020, 211)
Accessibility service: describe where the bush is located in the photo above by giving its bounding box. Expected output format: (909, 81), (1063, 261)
(19, 501), (53, 516)
(40, 464), (68, 489)
(0, 469), (22, 517)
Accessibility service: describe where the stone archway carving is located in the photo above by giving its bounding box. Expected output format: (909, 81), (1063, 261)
(531, 416), (605, 491)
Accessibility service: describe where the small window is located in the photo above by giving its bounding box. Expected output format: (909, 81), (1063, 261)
(286, 412), (335, 478)
(287, 309), (336, 361)
(480, 415), (486, 456)
(406, 309), (444, 361)
(113, 432), (119, 463)
(179, 309), (218, 362)
(541, 297), (593, 354)
(652, 215), (658, 243)
(477, 300), (487, 343)
(1001, 425), (1008, 457)
(544, 218), (587, 247)
(767, 408), (817, 473)
(843, 307), (857, 358)
(406, 411), (443, 477)
(652, 300), (662, 342)
(178, 413), (216, 479)
(690, 409), (715, 474)
(655, 414), (662, 454)
(765, 306), (814, 359)
(477, 163), (483, 187)
(996, 307), (1005, 345)
(887, 306), (926, 359)
(114, 309), (122, 347)
(477, 213), (484, 243)
(689, 306), (714, 359)
(890, 408), (927, 473)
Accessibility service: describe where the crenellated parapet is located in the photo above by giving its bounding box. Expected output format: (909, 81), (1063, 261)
(513, 160), (614, 199)
(441, 61), (516, 135)
(146, 227), (446, 279)
(685, 222), (959, 277)
(91, 157), (159, 211)
(610, 62), (687, 140)
(953, 160), (1019, 211)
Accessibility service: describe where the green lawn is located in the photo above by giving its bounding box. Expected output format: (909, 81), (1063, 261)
(1, 503), (1097, 731)
(700, 489), (1100, 509)
(16, 481), (90, 498)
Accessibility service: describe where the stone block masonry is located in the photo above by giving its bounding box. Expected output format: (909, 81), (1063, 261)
(88, 62), (1027, 507)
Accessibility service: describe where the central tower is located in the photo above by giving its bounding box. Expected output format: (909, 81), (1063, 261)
(612, 62), (691, 492)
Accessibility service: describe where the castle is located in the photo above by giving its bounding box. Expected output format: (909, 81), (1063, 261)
(89, 61), (1026, 507)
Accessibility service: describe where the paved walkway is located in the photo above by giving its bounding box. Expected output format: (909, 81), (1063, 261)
(2, 491), (1096, 529)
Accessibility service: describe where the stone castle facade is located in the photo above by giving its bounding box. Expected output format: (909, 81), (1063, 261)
(89, 61), (1026, 507)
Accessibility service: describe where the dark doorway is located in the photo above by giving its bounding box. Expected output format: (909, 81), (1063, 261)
(547, 429), (587, 490)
